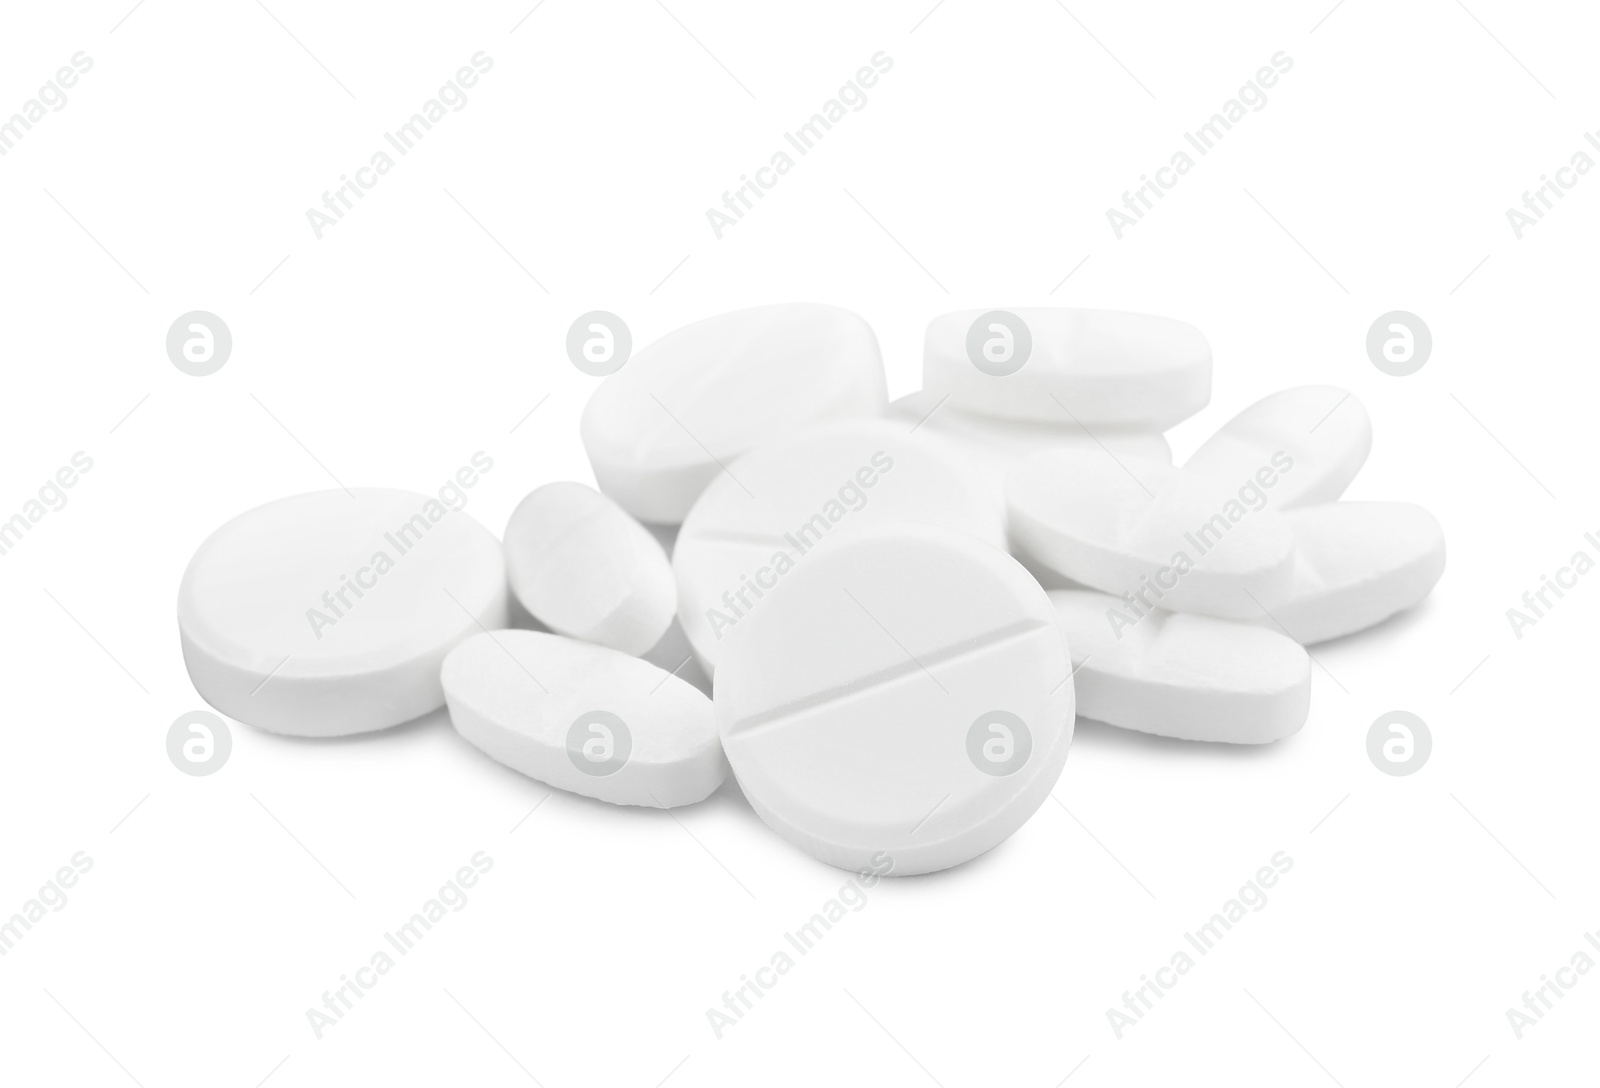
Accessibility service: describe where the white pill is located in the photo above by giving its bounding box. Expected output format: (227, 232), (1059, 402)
(674, 419), (1003, 678)
(923, 307), (1210, 427)
(178, 489), (508, 737)
(1049, 589), (1310, 744)
(504, 482), (675, 657)
(442, 629), (726, 808)
(581, 303), (887, 524)
(1185, 386), (1372, 509)
(1007, 450), (1295, 620)
(1261, 502), (1446, 644)
(886, 391), (1172, 502)
(715, 523), (1073, 876)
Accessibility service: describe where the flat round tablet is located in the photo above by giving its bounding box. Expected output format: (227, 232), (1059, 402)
(581, 303), (887, 524)
(886, 391), (1172, 504)
(178, 489), (508, 737)
(674, 419), (1004, 678)
(1184, 386), (1371, 509)
(715, 523), (1073, 876)
(442, 629), (725, 808)
(923, 307), (1210, 427)
(504, 482), (675, 656)
(1049, 589), (1311, 744)
(1262, 502), (1446, 644)
(1007, 449), (1296, 620)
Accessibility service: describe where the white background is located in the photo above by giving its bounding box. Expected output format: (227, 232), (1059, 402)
(1, 1), (1595, 1085)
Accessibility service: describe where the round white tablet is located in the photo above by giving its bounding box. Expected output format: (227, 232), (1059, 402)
(923, 307), (1210, 427)
(504, 482), (675, 656)
(673, 418), (1004, 678)
(1050, 589), (1311, 744)
(715, 523), (1074, 876)
(1184, 385), (1372, 509)
(442, 629), (726, 808)
(580, 303), (887, 524)
(178, 489), (508, 737)
(1007, 449), (1296, 620)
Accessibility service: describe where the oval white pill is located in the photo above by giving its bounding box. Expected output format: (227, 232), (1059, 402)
(442, 629), (726, 808)
(1007, 450), (1295, 620)
(504, 482), (675, 657)
(1264, 502), (1446, 644)
(580, 303), (887, 524)
(1185, 386), (1372, 509)
(715, 523), (1073, 876)
(886, 391), (1172, 503)
(178, 489), (508, 737)
(923, 307), (1210, 427)
(1049, 589), (1311, 744)
(674, 418), (1003, 677)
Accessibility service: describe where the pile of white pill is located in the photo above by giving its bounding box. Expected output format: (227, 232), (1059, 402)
(177, 304), (1444, 875)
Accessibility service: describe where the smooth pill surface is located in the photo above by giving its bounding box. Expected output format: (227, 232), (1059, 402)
(923, 307), (1210, 427)
(1050, 589), (1311, 744)
(1263, 502), (1446, 644)
(886, 391), (1172, 504)
(1007, 450), (1296, 620)
(580, 303), (887, 524)
(178, 488), (508, 737)
(504, 482), (675, 656)
(715, 523), (1073, 875)
(674, 419), (1003, 677)
(442, 629), (726, 808)
(1185, 386), (1372, 509)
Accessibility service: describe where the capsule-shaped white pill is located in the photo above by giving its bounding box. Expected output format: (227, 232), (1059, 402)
(1185, 386), (1372, 509)
(1007, 450), (1296, 620)
(442, 629), (726, 808)
(1050, 589), (1311, 744)
(504, 482), (675, 657)
(1261, 502), (1446, 644)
